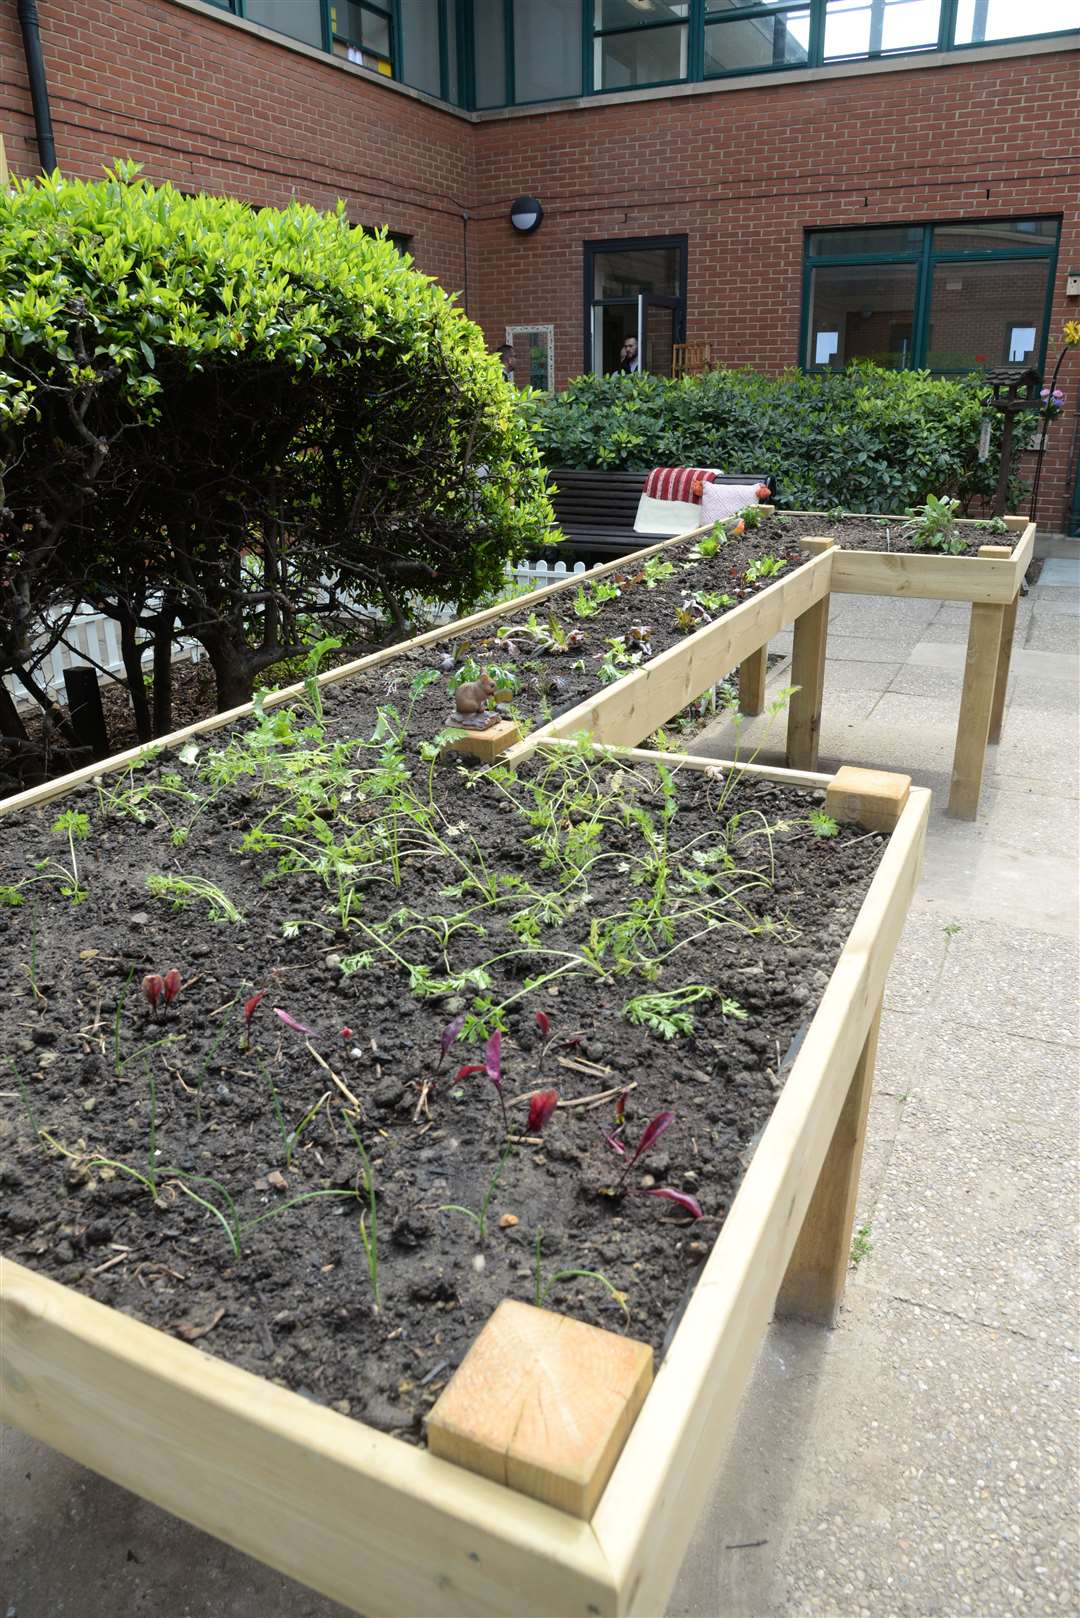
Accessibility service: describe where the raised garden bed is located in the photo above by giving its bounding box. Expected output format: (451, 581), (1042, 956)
(1, 621), (928, 1616)
(730, 510), (1033, 820)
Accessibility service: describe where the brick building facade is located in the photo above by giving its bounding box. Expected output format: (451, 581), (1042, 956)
(2, 0), (1078, 527)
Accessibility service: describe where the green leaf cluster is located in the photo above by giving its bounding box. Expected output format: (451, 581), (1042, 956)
(524, 365), (1036, 514)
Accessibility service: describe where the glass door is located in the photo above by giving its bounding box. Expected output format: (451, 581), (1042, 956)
(639, 294), (679, 376)
(586, 236), (687, 375)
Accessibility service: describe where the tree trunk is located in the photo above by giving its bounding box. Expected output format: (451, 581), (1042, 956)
(200, 633), (254, 712)
(118, 612), (152, 743)
(10, 664), (80, 746)
(0, 679), (30, 745)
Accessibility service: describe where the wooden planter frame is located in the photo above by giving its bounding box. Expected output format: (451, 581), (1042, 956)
(791, 513), (1035, 819)
(1, 667), (928, 1614)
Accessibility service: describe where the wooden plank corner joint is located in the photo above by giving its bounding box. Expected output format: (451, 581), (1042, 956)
(442, 719), (521, 764)
(425, 1300), (653, 1520)
(825, 765), (911, 833)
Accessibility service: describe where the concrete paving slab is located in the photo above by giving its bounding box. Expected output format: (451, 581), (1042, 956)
(672, 1291), (1078, 1618)
(906, 642), (1080, 682)
(991, 740), (1080, 794)
(1025, 587), (1080, 617)
(823, 659), (903, 694)
(1024, 614), (1080, 654)
(866, 1092), (1078, 1341)
(932, 917), (1080, 1044)
(1036, 558), (1080, 587)
(975, 787), (1080, 857)
(914, 1019), (1080, 1137)
(914, 832), (1078, 936)
(815, 633), (926, 663)
(881, 910), (950, 1015)
(1003, 674), (1080, 713)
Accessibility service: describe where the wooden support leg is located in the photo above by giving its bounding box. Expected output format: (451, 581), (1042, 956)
(786, 596), (829, 771)
(775, 1005), (882, 1327)
(738, 644), (768, 716)
(948, 601), (1005, 820)
(988, 592), (1018, 745)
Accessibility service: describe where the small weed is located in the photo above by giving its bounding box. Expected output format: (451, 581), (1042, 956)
(809, 810), (840, 838)
(850, 1223), (873, 1268)
(942, 921), (963, 938)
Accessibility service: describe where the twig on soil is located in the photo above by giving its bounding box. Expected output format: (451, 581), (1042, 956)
(509, 1080), (637, 1112)
(89, 1250), (130, 1277)
(304, 1041), (362, 1111)
(209, 995), (240, 1019)
(556, 1054), (614, 1079)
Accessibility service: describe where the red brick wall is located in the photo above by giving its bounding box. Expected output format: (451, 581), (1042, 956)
(1, 2), (1077, 525)
(0, 0), (474, 293)
(471, 48), (1080, 526)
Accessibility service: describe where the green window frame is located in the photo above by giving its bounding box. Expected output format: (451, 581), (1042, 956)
(207, 1), (1078, 106)
(799, 217), (1061, 377)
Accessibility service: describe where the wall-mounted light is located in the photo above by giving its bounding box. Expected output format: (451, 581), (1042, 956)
(509, 196), (543, 235)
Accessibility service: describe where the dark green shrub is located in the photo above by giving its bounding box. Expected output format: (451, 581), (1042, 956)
(525, 366), (1035, 514)
(0, 165), (551, 733)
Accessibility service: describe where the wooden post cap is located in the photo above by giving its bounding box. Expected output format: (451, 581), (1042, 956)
(425, 1299), (653, 1519)
(443, 719), (522, 764)
(798, 536), (837, 553)
(826, 765), (911, 833)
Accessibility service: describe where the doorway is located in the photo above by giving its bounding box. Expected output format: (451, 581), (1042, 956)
(585, 236), (687, 376)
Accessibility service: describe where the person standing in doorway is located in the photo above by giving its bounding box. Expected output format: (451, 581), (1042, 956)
(498, 342), (515, 384)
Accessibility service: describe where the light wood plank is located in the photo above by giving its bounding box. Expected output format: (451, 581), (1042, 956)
(948, 600), (1005, 820)
(0, 1261), (616, 1618)
(506, 551), (834, 763)
(821, 520), (1034, 605)
(444, 719), (521, 763)
(527, 740), (834, 792)
(980, 545), (1020, 746)
(591, 787), (929, 1616)
(786, 602), (829, 771)
(826, 766), (911, 833)
(738, 645), (768, 716)
(426, 1301), (653, 1520)
(775, 1003), (882, 1325)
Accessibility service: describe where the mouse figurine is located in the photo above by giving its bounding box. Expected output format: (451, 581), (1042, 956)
(453, 670), (499, 730)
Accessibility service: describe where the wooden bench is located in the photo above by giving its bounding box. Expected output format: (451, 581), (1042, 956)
(547, 467), (778, 560)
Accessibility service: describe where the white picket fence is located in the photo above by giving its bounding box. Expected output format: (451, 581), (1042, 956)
(4, 557), (588, 710)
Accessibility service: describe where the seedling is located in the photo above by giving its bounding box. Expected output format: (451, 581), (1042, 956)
(35, 809), (91, 903)
(738, 504), (765, 531)
(602, 1107), (704, 1220)
(146, 873), (243, 924)
(901, 493), (966, 555)
(241, 990), (265, 1047)
(809, 810), (840, 838)
(744, 555), (787, 583)
(623, 984), (716, 1039)
(341, 1112), (380, 1310)
(533, 1230), (629, 1327)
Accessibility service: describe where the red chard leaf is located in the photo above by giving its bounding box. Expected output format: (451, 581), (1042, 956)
(535, 1010), (551, 1038)
(274, 1008), (315, 1036)
(646, 1187), (703, 1219)
(631, 1109), (674, 1166)
(162, 969), (182, 1006)
(526, 1089), (559, 1134)
(438, 1012), (466, 1070)
(242, 991), (265, 1027)
(484, 1030), (502, 1090)
(142, 973), (164, 1010)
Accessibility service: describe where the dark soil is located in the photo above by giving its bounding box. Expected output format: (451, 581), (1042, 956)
(0, 524), (806, 801)
(774, 511), (1019, 558)
(0, 700), (884, 1442)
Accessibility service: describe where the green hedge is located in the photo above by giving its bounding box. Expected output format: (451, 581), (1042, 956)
(525, 366), (1035, 513)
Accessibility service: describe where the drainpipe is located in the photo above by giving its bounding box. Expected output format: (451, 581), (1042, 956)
(16, 0), (58, 174)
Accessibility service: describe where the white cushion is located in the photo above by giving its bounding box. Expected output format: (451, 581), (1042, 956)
(633, 494), (708, 536)
(700, 481), (761, 525)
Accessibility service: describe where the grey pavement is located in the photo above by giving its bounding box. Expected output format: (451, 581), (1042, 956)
(3, 550), (1078, 1618)
(671, 543), (1080, 1618)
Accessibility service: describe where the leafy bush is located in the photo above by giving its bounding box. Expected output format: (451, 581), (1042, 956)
(0, 165), (552, 737)
(525, 366), (1035, 514)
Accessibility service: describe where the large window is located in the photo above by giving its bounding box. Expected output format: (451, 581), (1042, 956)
(210, 1), (1078, 105)
(803, 218), (1060, 375)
